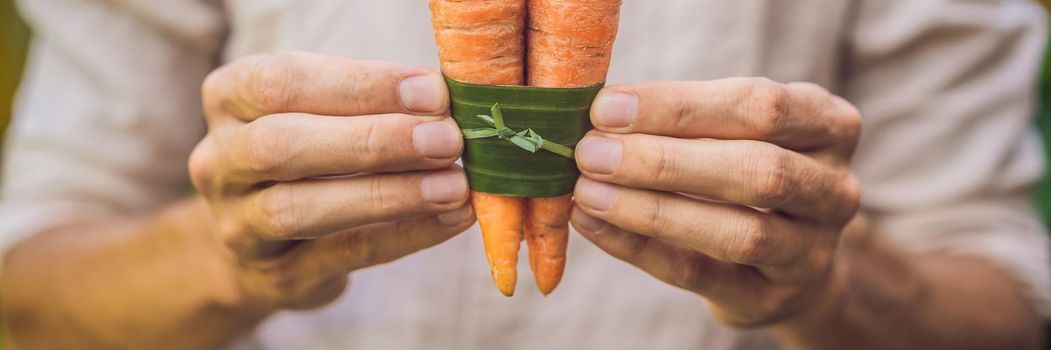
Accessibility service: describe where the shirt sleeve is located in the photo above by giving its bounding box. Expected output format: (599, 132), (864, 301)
(0, 0), (225, 254)
(846, 0), (1051, 316)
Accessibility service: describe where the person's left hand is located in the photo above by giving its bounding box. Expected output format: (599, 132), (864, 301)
(571, 78), (862, 327)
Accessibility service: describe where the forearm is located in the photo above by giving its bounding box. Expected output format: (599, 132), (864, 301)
(1, 197), (270, 350)
(773, 227), (1044, 350)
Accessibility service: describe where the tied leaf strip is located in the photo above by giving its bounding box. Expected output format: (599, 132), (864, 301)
(461, 104), (576, 159)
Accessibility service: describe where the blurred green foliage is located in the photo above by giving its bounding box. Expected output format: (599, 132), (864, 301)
(1, 0), (29, 139)
(1037, 37), (1051, 225)
(1037, 26), (1051, 349)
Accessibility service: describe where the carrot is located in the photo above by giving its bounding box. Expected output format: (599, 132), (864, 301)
(429, 0), (528, 296)
(430, 0), (621, 296)
(527, 0), (622, 88)
(524, 0), (621, 295)
(430, 0), (526, 86)
(472, 193), (525, 296)
(524, 194), (572, 295)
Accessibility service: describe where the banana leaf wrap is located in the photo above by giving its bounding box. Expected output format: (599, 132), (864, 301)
(445, 76), (603, 197)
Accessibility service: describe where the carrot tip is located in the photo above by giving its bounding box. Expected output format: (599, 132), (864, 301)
(491, 270), (517, 297)
(535, 278), (560, 296)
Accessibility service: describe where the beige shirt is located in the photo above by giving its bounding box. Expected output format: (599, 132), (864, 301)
(4, 1), (1050, 349)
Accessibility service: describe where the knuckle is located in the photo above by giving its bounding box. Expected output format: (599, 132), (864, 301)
(745, 78), (790, 138)
(241, 121), (292, 176)
(339, 229), (378, 267)
(391, 220), (423, 248)
(188, 140), (217, 193)
(837, 172), (862, 221)
(357, 121), (388, 165)
(805, 245), (836, 278)
(637, 193), (670, 235)
(622, 235), (651, 261)
(216, 217), (252, 252)
(669, 87), (698, 129)
(257, 186), (302, 238)
(247, 53), (302, 113)
(365, 177), (401, 216)
(840, 173), (862, 209)
(837, 104), (863, 147)
(201, 68), (228, 113)
(756, 290), (798, 323)
(341, 69), (373, 113)
(267, 267), (308, 303)
(727, 216), (772, 265)
(646, 140), (678, 185)
(672, 254), (706, 291)
(752, 148), (794, 207)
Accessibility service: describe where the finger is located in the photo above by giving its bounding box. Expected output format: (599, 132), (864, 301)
(302, 205), (475, 276)
(202, 52), (449, 123)
(575, 133), (860, 223)
(241, 206), (474, 310)
(574, 178), (829, 280)
(216, 113), (463, 189)
(589, 78), (861, 153)
(235, 167), (469, 242)
(572, 208), (812, 326)
(570, 206), (748, 298)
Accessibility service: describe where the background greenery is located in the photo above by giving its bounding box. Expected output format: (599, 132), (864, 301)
(1, 0), (29, 138)
(0, 1), (1048, 349)
(1038, 35), (1051, 227)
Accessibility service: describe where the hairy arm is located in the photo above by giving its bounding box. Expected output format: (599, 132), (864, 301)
(775, 220), (1044, 349)
(0, 1), (240, 347)
(2, 199), (266, 349)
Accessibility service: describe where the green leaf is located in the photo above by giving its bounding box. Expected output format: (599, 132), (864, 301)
(466, 105), (576, 158)
(526, 129), (544, 146)
(446, 76), (603, 197)
(462, 128), (501, 139)
(475, 114), (497, 127)
(491, 103), (506, 130)
(540, 140), (576, 160)
(509, 134), (540, 153)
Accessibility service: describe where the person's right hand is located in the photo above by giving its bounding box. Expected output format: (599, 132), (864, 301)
(189, 52), (474, 311)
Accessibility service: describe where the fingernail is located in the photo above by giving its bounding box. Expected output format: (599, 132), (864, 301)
(576, 137), (622, 175)
(576, 179), (618, 212)
(438, 206), (474, 226)
(571, 207), (607, 234)
(592, 92), (637, 128)
(399, 74), (446, 113)
(413, 121), (461, 159)
(421, 171), (468, 204)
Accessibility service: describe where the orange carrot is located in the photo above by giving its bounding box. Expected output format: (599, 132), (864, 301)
(524, 194), (572, 295)
(472, 193), (525, 296)
(525, 0), (621, 295)
(429, 0), (528, 296)
(430, 0), (621, 296)
(430, 0), (526, 86)
(527, 0), (622, 88)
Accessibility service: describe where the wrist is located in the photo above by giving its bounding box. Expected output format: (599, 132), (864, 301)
(770, 224), (933, 349)
(161, 197), (277, 318)
(771, 258), (851, 341)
